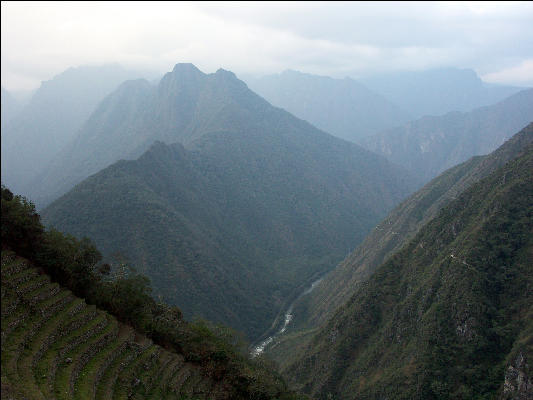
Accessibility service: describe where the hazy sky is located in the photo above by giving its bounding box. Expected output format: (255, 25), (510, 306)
(2, 1), (533, 91)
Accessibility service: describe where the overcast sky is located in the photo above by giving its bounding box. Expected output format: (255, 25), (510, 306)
(2, 1), (533, 91)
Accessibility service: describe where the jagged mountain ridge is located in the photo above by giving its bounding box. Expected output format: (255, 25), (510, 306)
(30, 62), (417, 340)
(31, 63), (339, 207)
(359, 89), (533, 185)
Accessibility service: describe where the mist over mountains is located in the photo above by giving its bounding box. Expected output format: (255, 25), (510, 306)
(361, 68), (524, 118)
(1, 64), (154, 196)
(40, 63), (416, 340)
(0, 87), (22, 127)
(244, 70), (412, 142)
(2, 58), (532, 400)
(360, 88), (533, 184)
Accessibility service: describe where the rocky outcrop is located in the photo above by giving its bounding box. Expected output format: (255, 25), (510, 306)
(502, 351), (533, 400)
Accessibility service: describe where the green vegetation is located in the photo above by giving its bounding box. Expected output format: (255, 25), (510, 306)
(41, 71), (416, 340)
(1, 185), (308, 399)
(284, 142), (533, 399)
(271, 123), (533, 370)
(288, 122), (533, 339)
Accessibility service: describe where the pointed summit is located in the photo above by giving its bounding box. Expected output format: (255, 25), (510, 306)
(158, 63), (205, 100)
(160, 63), (205, 88)
(171, 63), (204, 76)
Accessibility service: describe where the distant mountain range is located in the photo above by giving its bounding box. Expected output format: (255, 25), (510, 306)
(359, 89), (533, 185)
(1, 64), (154, 196)
(283, 123), (533, 399)
(361, 67), (524, 118)
(244, 70), (412, 142)
(243, 68), (525, 146)
(41, 63), (416, 340)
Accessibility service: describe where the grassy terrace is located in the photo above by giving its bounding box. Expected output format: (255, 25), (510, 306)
(1, 251), (227, 399)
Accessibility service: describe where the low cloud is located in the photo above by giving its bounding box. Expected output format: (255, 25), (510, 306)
(482, 59), (533, 86)
(2, 2), (532, 91)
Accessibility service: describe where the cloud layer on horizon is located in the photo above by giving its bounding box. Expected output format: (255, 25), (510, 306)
(2, 1), (532, 91)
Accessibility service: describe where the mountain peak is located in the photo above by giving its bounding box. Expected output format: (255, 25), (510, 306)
(171, 63), (204, 76)
(215, 68), (237, 80)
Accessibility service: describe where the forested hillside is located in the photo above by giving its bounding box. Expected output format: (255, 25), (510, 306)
(1, 186), (306, 400)
(284, 137), (533, 399)
(39, 63), (416, 340)
(287, 123), (533, 336)
(42, 120), (414, 340)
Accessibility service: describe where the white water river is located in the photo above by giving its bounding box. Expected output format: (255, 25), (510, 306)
(251, 277), (323, 357)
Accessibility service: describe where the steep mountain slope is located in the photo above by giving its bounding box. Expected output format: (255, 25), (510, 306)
(1, 252), (224, 400)
(284, 139), (533, 400)
(361, 67), (524, 118)
(30, 64), (416, 208)
(360, 89), (533, 184)
(244, 70), (412, 142)
(1, 64), (152, 197)
(0, 254), (306, 400)
(285, 123), (533, 337)
(42, 115), (414, 340)
(1, 187), (307, 400)
(29, 64), (305, 206)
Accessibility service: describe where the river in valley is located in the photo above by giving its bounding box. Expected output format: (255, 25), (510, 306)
(251, 277), (323, 357)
